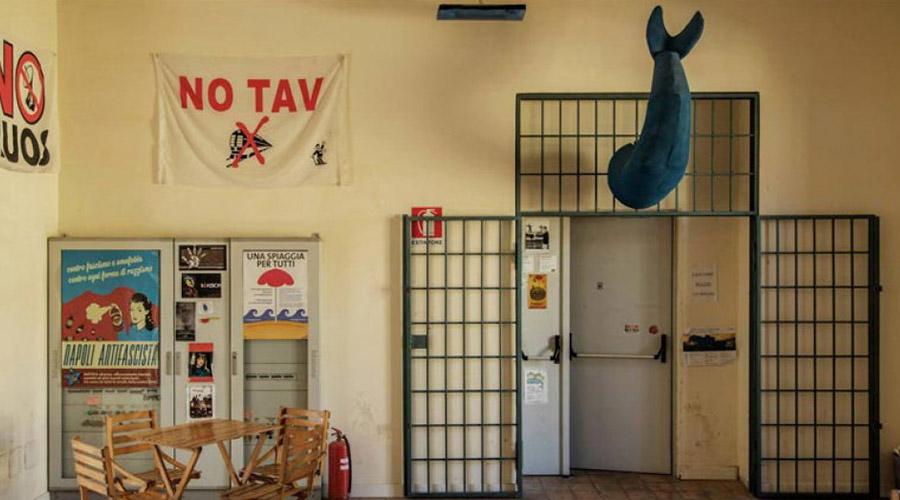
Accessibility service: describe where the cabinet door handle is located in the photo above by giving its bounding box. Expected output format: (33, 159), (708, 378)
(174, 351), (182, 376)
(165, 351), (173, 375)
(231, 351), (239, 376)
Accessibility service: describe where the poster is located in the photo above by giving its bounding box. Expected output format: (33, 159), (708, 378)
(187, 384), (214, 421)
(181, 273), (222, 298)
(524, 220), (550, 252)
(188, 343), (213, 382)
(60, 250), (160, 387)
(524, 368), (548, 404)
(0, 34), (58, 173)
(682, 327), (736, 367)
(527, 274), (548, 309)
(175, 302), (196, 341)
(690, 264), (718, 302)
(243, 250), (309, 339)
(410, 207), (443, 246)
(179, 245), (227, 270)
(154, 53), (351, 187)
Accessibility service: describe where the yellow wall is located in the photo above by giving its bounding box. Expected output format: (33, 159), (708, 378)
(675, 218), (748, 480)
(53, 0), (900, 495)
(0, 1), (58, 499)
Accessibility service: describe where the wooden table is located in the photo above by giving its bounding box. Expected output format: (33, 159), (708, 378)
(137, 419), (279, 499)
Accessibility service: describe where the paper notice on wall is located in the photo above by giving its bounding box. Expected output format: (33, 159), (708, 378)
(691, 264), (718, 302)
(524, 220), (550, 253)
(682, 326), (736, 366)
(524, 368), (548, 404)
(522, 255), (535, 273)
(538, 254), (557, 273)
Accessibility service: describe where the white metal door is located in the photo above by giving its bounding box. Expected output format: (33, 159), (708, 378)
(173, 239), (230, 488)
(521, 217), (570, 475)
(48, 239), (174, 490)
(229, 239), (321, 473)
(569, 217), (672, 474)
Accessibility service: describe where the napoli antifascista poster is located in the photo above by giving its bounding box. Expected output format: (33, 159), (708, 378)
(60, 250), (160, 387)
(0, 34), (58, 173)
(243, 250), (308, 340)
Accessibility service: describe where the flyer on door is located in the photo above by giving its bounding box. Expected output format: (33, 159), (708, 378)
(242, 250), (309, 339)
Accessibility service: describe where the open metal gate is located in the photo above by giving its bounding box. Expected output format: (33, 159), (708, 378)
(403, 215), (521, 497)
(753, 215), (880, 497)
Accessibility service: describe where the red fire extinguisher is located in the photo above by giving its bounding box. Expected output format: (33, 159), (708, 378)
(328, 428), (351, 499)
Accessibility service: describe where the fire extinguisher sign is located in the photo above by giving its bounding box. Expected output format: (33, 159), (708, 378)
(410, 207), (443, 246)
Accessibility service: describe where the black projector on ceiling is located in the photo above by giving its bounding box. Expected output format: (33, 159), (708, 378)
(437, 4), (526, 21)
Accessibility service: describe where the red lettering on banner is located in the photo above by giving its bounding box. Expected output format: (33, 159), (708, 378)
(208, 78), (233, 112)
(247, 79), (270, 113)
(179, 76), (203, 110)
(0, 42), (14, 118)
(271, 79), (297, 113)
(299, 77), (323, 111)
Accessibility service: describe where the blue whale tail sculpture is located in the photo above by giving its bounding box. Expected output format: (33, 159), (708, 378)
(608, 6), (704, 209)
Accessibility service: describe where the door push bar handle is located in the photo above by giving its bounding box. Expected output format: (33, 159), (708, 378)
(571, 334), (668, 364)
(653, 334), (667, 363)
(522, 334), (561, 364)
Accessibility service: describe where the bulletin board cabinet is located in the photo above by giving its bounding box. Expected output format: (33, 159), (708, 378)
(47, 238), (321, 491)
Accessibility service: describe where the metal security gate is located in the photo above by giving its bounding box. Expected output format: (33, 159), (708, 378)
(403, 215), (521, 497)
(753, 215), (880, 497)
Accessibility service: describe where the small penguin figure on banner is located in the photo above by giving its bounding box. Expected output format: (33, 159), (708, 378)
(608, 6), (704, 209)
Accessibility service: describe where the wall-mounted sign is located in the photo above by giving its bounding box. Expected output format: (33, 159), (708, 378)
(682, 326), (736, 366)
(690, 264), (718, 302)
(524, 368), (548, 405)
(187, 384), (214, 421)
(524, 220), (550, 253)
(188, 343), (214, 382)
(60, 250), (160, 387)
(179, 245), (227, 270)
(527, 274), (548, 309)
(175, 301), (196, 341)
(411, 207), (443, 245)
(181, 273), (222, 298)
(0, 34), (57, 173)
(243, 250), (309, 339)
(154, 53), (351, 187)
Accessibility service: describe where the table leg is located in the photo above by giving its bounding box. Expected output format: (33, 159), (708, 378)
(150, 445), (174, 497)
(173, 448), (202, 500)
(240, 433), (268, 484)
(216, 440), (241, 486)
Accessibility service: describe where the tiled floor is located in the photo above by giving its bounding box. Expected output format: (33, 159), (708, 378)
(522, 470), (754, 499)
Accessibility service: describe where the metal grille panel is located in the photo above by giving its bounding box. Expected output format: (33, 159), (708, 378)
(755, 215), (879, 497)
(404, 216), (520, 497)
(516, 93), (758, 216)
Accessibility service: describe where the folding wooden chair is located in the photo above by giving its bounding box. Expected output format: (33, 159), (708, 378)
(247, 408), (330, 485)
(71, 437), (166, 500)
(222, 419), (327, 499)
(105, 410), (201, 489)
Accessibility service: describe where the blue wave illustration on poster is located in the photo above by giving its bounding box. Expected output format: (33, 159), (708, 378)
(242, 308), (276, 323)
(276, 308), (308, 323)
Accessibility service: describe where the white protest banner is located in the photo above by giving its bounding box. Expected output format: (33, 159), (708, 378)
(0, 34), (57, 173)
(154, 53), (350, 187)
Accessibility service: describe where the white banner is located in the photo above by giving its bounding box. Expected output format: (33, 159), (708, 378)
(154, 53), (350, 187)
(0, 34), (57, 173)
